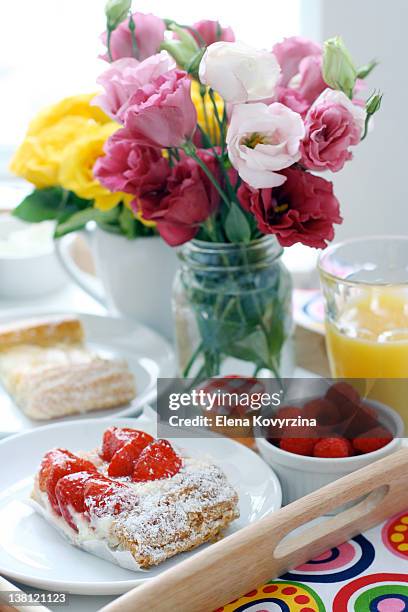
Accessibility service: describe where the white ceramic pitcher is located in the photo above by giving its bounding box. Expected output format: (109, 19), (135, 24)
(56, 225), (179, 340)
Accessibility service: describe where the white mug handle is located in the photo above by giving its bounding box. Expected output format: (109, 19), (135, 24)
(55, 225), (107, 306)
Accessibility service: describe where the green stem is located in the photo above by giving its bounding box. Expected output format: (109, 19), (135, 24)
(361, 114), (370, 141)
(199, 87), (213, 142)
(208, 88), (226, 152)
(128, 13), (139, 58)
(182, 341), (204, 377)
(107, 28), (113, 62)
(241, 245), (283, 384)
(182, 141), (231, 208)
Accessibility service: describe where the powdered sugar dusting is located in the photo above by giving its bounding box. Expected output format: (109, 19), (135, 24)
(33, 448), (239, 569)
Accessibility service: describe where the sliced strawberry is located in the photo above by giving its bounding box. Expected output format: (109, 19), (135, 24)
(55, 471), (95, 531)
(40, 450), (97, 515)
(84, 476), (136, 517)
(39, 448), (77, 492)
(101, 427), (154, 462)
(132, 440), (182, 482)
(352, 426), (393, 454)
(108, 433), (155, 477)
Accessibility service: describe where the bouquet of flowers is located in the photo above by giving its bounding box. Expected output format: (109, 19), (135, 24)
(89, 1), (380, 251)
(11, 0), (382, 382)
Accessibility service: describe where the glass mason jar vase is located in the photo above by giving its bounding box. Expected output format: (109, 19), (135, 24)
(172, 236), (294, 385)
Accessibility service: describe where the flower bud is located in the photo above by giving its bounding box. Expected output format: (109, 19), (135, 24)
(186, 49), (205, 79)
(105, 0), (131, 30)
(323, 36), (357, 98)
(160, 24), (199, 69)
(366, 91), (383, 115)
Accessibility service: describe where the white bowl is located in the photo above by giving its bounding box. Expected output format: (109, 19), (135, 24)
(0, 215), (66, 298)
(256, 399), (404, 506)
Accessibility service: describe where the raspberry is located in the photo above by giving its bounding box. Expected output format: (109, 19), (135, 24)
(132, 440), (182, 482)
(303, 399), (340, 427)
(313, 437), (351, 458)
(108, 433), (155, 477)
(343, 402), (380, 438)
(39, 449), (97, 515)
(101, 427), (153, 462)
(325, 382), (361, 420)
(55, 471), (95, 531)
(352, 427), (393, 454)
(279, 437), (315, 456)
(276, 406), (302, 420)
(268, 405), (302, 441)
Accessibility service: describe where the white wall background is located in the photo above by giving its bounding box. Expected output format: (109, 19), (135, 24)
(301, 0), (408, 238)
(0, 0), (300, 148)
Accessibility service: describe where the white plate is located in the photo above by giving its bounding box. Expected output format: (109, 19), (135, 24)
(0, 313), (175, 437)
(0, 416), (282, 595)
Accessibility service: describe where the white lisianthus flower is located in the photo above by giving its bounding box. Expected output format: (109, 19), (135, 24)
(226, 103), (305, 188)
(312, 88), (367, 135)
(198, 41), (281, 103)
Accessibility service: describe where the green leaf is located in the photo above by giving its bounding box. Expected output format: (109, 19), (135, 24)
(224, 201), (251, 244)
(13, 187), (66, 222)
(13, 188), (92, 227)
(356, 59), (379, 79)
(118, 205), (138, 239)
(54, 208), (99, 238)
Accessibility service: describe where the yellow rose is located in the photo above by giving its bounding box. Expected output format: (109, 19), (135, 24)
(27, 93), (110, 136)
(58, 122), (130, 211)
(190, 80), (224, 145)
(10, 94), (111, 189)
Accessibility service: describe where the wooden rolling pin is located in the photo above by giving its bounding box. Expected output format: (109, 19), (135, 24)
(101, 448), (408, 612)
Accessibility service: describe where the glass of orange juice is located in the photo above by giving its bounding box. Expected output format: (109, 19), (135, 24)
(318, 236), (408, 425)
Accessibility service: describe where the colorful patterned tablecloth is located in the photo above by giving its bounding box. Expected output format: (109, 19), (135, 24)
(220, 510), (408, 612)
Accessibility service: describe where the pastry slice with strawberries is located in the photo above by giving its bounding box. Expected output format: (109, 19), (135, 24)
(31, 427), (239, 569)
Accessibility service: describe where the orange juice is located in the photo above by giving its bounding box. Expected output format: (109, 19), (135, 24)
(326, 289), (408, 420)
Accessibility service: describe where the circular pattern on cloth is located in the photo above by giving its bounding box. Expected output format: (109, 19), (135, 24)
(382, 513), (408, 560)
(282, 535), (375, 583)
(221, 581), (326, 611)
(333, 573), (408, 611)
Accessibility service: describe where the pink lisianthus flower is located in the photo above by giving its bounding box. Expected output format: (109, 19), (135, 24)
(238, 168), (342, 249)
(273, 36), (321, 87)
(122, 70), (197, 148)
(296, 55), (327, 105)
(100, 12), (165, 62)
(93, 52), (174, 122)
(93, 128), (170, 195)
(301, 88), (366, 172)
(190, 20), (235, 46)
(226, 102), (305, 189)
(274, 86), (309, 117)
(135, 150), (220, 246)
(272, 36), (326, 107)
